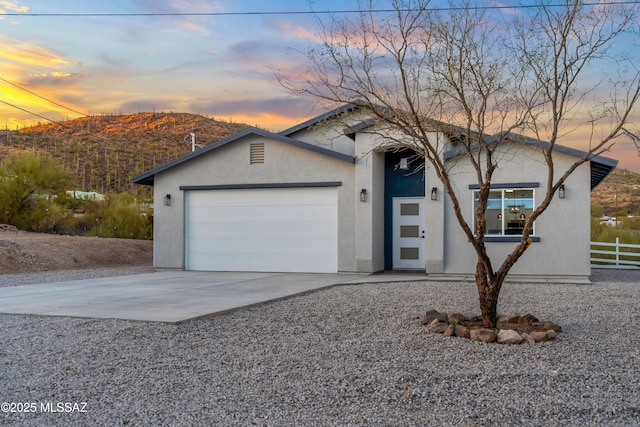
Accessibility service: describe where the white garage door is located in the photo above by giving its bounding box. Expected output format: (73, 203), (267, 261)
(185, 187), (338, 273)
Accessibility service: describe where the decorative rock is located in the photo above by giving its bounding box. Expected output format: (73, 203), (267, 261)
(543, 322), (562, 333)
(427, 319), (449, 334)
(443, 324), (455, 337)
(454, 324), (470, 339)
(470, 328), (497, 343)
(529, 331), (552, 342)
(518, 314), (539, 325)
(420, 310), (561, 344)
(521, 333), (535, 344)
(422, 310), (448, 326)
(497, 313), (520, 327)
(497, 329), (523, 345)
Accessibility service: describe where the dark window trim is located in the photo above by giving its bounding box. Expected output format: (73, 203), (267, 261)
(485, 236), (541, 243)
(468, 182), (539, 190)
(180, 181), (342, 191)
(472, 187), (538, 238)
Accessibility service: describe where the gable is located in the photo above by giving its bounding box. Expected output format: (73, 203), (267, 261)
(132, 127), (355, 186)
(442, 136), (617, 191)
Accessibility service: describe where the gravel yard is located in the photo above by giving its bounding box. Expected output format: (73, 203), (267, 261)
(1, 269), (639, 426)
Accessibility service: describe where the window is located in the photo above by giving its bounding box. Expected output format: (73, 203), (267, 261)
(473, 188), (535, 236)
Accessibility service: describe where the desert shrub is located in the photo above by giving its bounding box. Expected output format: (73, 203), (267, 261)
(591, 218), (640, 245)
(0, 151), (74, 230)
(84, 192), (152, 239)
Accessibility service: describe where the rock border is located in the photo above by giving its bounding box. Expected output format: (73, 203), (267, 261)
(421, 309), (561, 344)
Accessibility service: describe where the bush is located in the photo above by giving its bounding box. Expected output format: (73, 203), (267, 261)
(0, 151), (73, 229)
(591, 217), (640, 245)
(84, 193), (152, 239)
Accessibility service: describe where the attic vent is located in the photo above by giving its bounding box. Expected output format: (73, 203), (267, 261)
(250, 143), (265, 164)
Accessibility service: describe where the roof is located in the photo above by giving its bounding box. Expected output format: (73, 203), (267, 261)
(502, 133), (617, 190)
(338, 104), (617, 189)
(131, 127), (356, 186)
(132, 102), (617, 189)
(278, 102), (361, 137)
(442, 132), (617, 190)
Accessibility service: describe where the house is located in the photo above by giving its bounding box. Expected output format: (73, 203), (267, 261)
(132, 103), (617, 282)
(66, 190), (106, 201)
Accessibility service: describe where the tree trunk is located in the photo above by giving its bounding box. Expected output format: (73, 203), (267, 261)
(475, 261), (502, 328)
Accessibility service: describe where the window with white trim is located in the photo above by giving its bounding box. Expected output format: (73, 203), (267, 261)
(474, 188), (535, 236)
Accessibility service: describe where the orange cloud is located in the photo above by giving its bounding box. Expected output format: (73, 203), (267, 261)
(0, 43), (68, 69)
(0, 1), (29, 13)
(217, 111), (299, 132)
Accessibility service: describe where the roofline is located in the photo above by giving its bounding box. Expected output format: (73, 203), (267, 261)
(278, 102), (362, 137)
(443, 132), (617, 165)
(442, 131), (617, 190)
(132, 127), (356, 186)
(502, 133), (618, 168)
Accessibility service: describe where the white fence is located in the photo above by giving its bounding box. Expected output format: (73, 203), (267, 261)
(591, 238), (640, 269)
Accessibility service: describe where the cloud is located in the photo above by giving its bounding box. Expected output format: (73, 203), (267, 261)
(132, 0), (224, 35)
(22, 72), (85, 88)
(263, 16), (319, 40)
(190, 96), (310, 119)
(0, 1), (29, 13)
(221, 39), (305, 79)
(0, 41), (68, 69)
(225, 40), (281, 62)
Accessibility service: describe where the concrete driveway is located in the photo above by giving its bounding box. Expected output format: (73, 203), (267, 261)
(0, 270), (426, 323)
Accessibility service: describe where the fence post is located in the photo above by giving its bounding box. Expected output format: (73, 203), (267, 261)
(616, 237), (620, 266)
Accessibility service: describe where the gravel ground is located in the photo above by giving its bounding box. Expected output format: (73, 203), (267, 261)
(0, 266), (156, 287)
(1, 269), (639, 426)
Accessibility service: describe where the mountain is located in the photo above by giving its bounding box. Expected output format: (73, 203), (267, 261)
(0, 113), (249, 197)
(591, 168), (640, 216)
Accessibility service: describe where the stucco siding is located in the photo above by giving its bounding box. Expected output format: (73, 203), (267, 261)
(440, 144), (591, 279)
(284, 111), (374, 158)
(152, 135), (356, 271)
(137, 104), (612, 279)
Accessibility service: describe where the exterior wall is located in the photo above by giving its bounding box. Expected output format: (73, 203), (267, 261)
(285, 111), (372, 157)
(149, 109), (594, 279)
(354, 133), (386, 272)
(439, 144), (591, 280)
(424, 160), (445, 274)
(152, 135), (357, 272)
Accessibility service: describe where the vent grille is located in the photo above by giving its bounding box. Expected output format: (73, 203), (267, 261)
(250, 143), (265, 164)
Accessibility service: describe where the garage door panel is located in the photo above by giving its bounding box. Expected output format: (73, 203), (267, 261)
(190, 204), (337, 222)
(185, 187), (338, 273)
(190, 252), (337, 273)
(188, 236), (337, 254)
(188, 220), (337, 239)
(192, 188), (329, 207)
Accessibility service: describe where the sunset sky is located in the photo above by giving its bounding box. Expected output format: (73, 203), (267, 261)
(1, 0), (639, 172)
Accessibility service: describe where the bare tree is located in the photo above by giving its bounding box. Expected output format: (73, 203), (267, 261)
(282, 0), (640, 327)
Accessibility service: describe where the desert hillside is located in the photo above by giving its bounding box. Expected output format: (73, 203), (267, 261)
(591, 168), (640, 216)
(0, 112), (249, 196)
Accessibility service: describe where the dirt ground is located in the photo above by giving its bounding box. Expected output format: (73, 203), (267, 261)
(0, 230), (153, 274)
